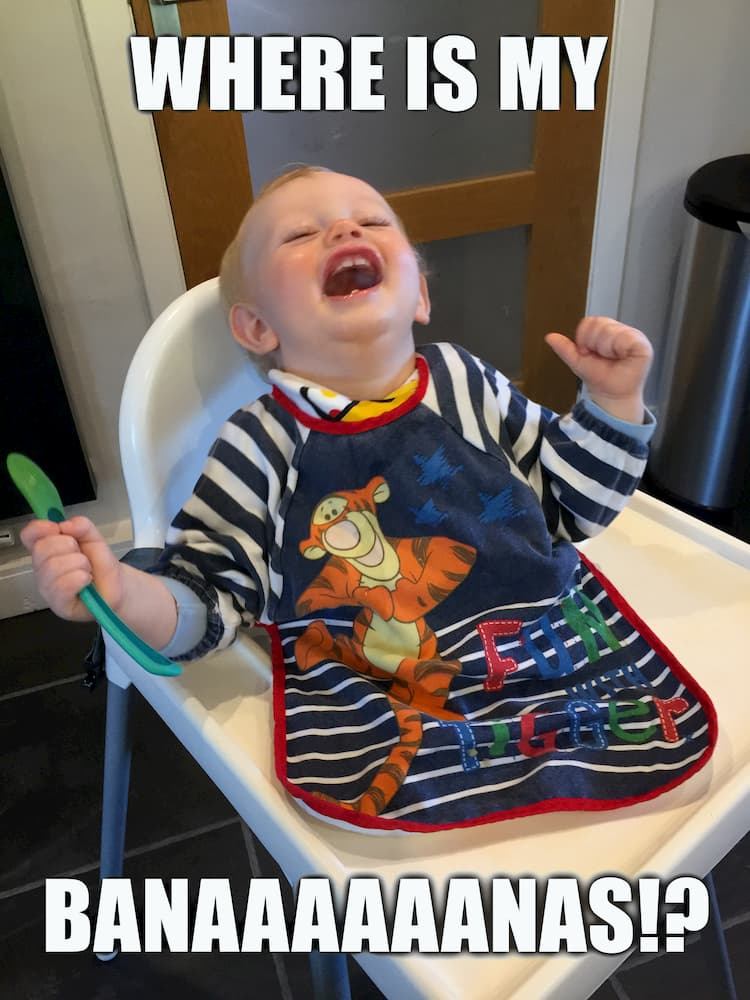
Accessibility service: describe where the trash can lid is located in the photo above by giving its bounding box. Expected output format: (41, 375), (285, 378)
(684, 154), (750, 233)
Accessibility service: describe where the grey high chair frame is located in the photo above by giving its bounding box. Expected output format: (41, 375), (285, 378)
(98, 279), (749, 998)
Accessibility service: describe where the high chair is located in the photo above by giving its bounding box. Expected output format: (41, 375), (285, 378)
(100, 277), (750, 998)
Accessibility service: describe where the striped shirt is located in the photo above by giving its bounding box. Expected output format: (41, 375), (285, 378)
(154, 342), (653, 660)
(150, 343), (718, 833)
(154, 344), (654, 661)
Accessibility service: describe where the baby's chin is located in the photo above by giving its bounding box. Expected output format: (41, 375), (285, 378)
(322, 313), (417, 345)
(321, 289), (421, 328)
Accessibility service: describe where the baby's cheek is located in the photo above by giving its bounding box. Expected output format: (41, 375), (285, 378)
(281, 259), (316, 299)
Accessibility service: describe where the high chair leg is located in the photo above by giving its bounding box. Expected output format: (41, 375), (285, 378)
(310, 952), (352, 1000)
(703, 872), (737, 1000)
(96, 678), (133, 960)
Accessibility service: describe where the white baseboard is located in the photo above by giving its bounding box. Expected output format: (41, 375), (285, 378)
(0, 520), (133, 620)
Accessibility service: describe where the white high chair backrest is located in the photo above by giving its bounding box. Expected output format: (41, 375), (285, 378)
(119, 278), (269, 548)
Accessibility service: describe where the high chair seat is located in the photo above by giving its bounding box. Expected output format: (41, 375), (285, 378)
(100, 277), (750, 998)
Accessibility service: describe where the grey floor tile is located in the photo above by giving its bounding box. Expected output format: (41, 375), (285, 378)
(712, 832), (750, 924)
(1, 823), (301, 999)
(1, 822), (385, 1000)
(590, 980), (624, 1000)
(1, 609), (97, 696)
(1, 682), (234, 893)
(615, 920), (749, 1000)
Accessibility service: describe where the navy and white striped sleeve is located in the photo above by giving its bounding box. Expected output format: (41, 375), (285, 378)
(149, 399), (293, 660)
(477, 350), (651, 541)
(425, 343), (653, 543)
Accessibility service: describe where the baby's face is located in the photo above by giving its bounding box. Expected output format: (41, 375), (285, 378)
(231, 171), (429, 382)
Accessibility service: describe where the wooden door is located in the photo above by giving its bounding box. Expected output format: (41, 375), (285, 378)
(131, 0), (614, 412)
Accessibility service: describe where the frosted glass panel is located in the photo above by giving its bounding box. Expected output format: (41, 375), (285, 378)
(227, 1), (539, 192)
(416, 227), (529, 380)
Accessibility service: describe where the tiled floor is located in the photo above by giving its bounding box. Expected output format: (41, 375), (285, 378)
(3, 481), (750, 998)
(0, 612), (387, 999)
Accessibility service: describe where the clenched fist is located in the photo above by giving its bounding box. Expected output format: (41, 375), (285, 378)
(21, 515), (179, 650)
(546, 317), (653, 424)
(20, 516), (124, 622)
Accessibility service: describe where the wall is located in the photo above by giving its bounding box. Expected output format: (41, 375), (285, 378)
(618, 0), (750, 404)
(0, 1), (156, 614)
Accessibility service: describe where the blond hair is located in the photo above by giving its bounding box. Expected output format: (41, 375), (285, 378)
(219, 165), (330, 313)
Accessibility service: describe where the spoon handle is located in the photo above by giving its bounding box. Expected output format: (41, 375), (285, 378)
(79, 585), (182, 677)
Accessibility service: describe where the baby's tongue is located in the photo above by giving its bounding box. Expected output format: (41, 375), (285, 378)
(324, 266), (379, 297)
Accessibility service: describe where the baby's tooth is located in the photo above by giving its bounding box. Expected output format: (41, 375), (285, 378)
(331, 255), (374, 277)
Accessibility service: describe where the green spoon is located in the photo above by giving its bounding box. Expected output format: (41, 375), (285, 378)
(7, 453), (181, 677)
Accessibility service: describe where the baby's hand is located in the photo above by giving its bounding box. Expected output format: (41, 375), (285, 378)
(20, 516), (124, 622)
(545, 317), (653, 423)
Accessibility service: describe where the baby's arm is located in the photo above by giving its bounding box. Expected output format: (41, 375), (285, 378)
(449, 320), (654, 542)
(25, 399), (282, 663)
(20, 516), (178, 649)
(20, 398), (282, 660)
(504, 318), (653, 540)
(145, 403), (282, 659)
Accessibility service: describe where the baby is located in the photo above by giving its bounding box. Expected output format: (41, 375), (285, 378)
(22, 166), (715, 832)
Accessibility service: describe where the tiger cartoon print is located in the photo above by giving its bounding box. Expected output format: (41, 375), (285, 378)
(294, 475), (477, 816)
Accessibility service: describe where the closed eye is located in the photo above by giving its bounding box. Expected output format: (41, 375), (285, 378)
(360, 218), (390, 227)
(282, 228), (317, 243)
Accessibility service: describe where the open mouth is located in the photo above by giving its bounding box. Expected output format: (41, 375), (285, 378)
(355, 533), (384, 568)
(323, 248), (383, 298)
(321, 519), (383, 566)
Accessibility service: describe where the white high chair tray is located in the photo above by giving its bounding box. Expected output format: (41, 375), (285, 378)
(105, 489), (750, 1000)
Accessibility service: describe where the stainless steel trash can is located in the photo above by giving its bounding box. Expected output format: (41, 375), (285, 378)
(649, 154), (750, 509)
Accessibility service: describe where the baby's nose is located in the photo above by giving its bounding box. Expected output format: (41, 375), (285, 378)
(327, 218), (363, 242)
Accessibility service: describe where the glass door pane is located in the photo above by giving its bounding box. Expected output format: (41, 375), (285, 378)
(416, 227), (529, 379)
(227, 0), (539, 191)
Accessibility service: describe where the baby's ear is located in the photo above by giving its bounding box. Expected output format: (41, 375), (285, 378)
(415, 272), (431, 326)
(229, 303), (280, 356)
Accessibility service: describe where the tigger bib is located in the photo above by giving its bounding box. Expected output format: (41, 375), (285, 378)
(160, 343), (716, 833)
(256, 347), (717, 832)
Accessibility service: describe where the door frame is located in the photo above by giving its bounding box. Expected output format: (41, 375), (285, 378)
(78, 0), (186, 319)
(82, 0), (655, 348)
